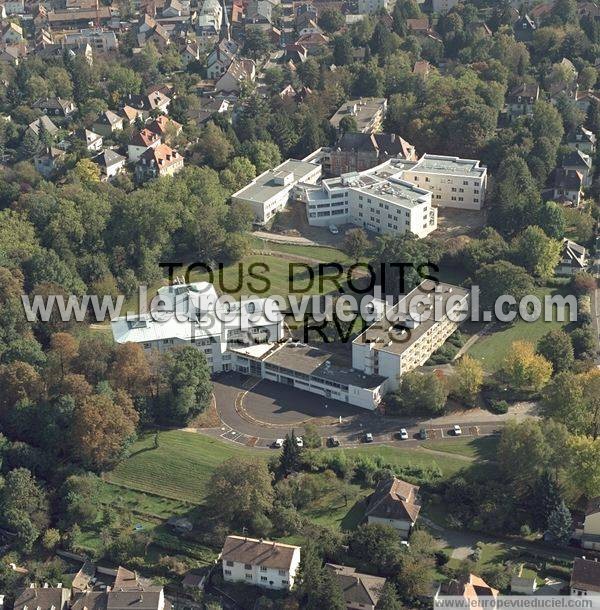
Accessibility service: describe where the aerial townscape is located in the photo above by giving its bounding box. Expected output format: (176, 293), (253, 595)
(2, 0), (600, 607)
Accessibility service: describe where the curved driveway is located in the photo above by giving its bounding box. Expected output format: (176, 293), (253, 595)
(196, 372), (536, 450)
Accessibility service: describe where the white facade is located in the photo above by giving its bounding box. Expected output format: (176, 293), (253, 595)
(232, 159), (322, 224)
(221, 537), (301, 591)
(352, 282), (469, 391)
(63, 28), (118, 52)
(432, 0), (459, 12)
(401, 154), (487, 210)
(296, 159), (437, 239)
(127, 138), (160, 163)
(358, 0), (389, 14)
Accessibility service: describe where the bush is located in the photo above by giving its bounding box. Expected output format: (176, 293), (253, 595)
(489, 399), (509, 414)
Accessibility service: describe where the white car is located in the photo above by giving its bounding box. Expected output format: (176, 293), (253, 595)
(363, 433), (374, 443)
(399, 428), (409, 440)
(296, 437), (304, 448)
(328, 224), (339, 235)
(453, 425), (462, 436)
(273, 438), (284, 448)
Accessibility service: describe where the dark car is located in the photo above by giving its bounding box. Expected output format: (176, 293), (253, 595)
(419, 428), (428, 440)
(327, 436), (340, 447)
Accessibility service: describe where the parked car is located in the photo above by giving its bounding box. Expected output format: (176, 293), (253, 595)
(273, 438), (284, 448)
(363, 432), (374, 443)
(328, 224), (339, 234)
(296, 436), (304, 448)
(453, 425), (462, 436)
(327, 436), (340, 447)
(398, 428), (409, 440)
(419, 428), (428, 440)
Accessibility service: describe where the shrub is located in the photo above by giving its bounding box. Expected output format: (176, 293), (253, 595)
(489, 399), (509, 414)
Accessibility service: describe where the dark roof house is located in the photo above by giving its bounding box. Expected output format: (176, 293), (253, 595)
(325, 564), (386, 610)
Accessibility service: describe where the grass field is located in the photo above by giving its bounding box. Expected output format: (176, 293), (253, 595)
(467, 286), (573, 371)
(422, 436), (499, 461)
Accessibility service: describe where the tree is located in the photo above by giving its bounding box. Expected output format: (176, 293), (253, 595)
(279, 431), (302, 475)
(571, 272), (597, 296)
(0, 360), (44, 413)
(240, 140), (281, 173)
(72, 158), (101, 185)
(220, 157), (256, 192)
(546, 500), (572, 544)
(540, 371), (586, 433)
(511, 226), (561, 279)
(318, 8), (345, 33)
(395, 370), (448, 414)
(537, 201), (566, 239)
(537, 329), (574, 374)
(500, 341), (552, 391)
(451, 355), (483, 405)
(571, 326), (596, 359)
(72, 391), (139, 470)
(377, 582), (402, 610)
(244, 29), (272, 59)
(196, 122), (233, 170)
(396, 552), (435, 598)
(347, 523), (404, 574)
(342, 228), (369, 261)
(158, 346), (212, 425)
(302, 423), (322, 448)
(109, 343), (151, 397)
(338, 115), (358, 134)
(42, 528), (61, 550)
(565, 436), (600, 497)
(206, 457), (274, 530)
(48, 332), (79, 379)
(473, 260), (535, 313)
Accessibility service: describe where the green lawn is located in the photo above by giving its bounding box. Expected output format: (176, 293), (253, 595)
(250, 236), (355, 264)
(105, 431), (263, 503)
(467, 286), (573, 371)
(422, 436), (499, 461)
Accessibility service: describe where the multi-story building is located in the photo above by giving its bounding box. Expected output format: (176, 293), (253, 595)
(197, 0), (222, 36)
(127, 128), (161, 162)
(296, 158), (437, 238)
(432, 0), (459, 12)
(328, 132), (417, 177)
(400, 154), (487, 210)
(329, 98), (387, 134)
(220, 536), (301, 591)
(135, 144), (184, 181)
(352, 281), (470, 391)
(231, 158), (322, 224)
(63, 29), (118, 53)
(506, 82), (539, 121)
(566, 125), (597, 155)
(358, 0), (389, 14)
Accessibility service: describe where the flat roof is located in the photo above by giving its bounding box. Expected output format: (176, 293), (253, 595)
(265, 342), (387, 390)
(411, 154), (486, 178)
(353, 281), (469, 356)
(232, 159), (320, 204)
(329, 97), (386, 129)
(353, 178), (430, 209)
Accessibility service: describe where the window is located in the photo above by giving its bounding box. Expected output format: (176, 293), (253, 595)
(246, 574), (252, 580)
(143, 342), (151, 349)
(224, 569), (231, 575)
(245, 564), (252, 570)
(463, 180), (469, 185)
(459, 188), (464, 192)
(226, 561), (234, 567)
(451, 187), (456, 192)
(474, 189), (479, 194)
(281, 580), (288, 585)
(474, 198), (479, 203)
(261, 576), (268, 582)
(458, 197), (463, 201)
(278, 570), (287, 576)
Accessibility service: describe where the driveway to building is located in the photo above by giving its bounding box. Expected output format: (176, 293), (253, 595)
(195, 372), (536, 450)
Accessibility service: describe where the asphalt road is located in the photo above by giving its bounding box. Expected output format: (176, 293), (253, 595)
(198, 372), (536, 450)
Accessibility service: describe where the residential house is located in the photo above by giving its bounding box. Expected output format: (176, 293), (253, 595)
(576, 90), (600, 115)
(511, 573), (538, 594)
(4, 0), (24, 14)
(329, 97), (387, 134)
(513, 13), (536, 42)
(128, 128), (161, 162)
(93, 110), (124, 136)
(562, 149), (593, 187)
(190, 96), (230, 125)
(295, 3), (318, 30)
(571, 557), (600, 596)
(92, 149), (127, 181)
(505, 83), (539, 121)
(553, 168), (583, 206)
(147, 115), (182, 141)
(582, 497), (600, 551)
(33, 97), (77, 118)
(435, 574), (499, 604)
(27, 115), (58, 139)
(400, 154), (487, 210)
(406, 17), (431, 35)
(1, 21), (23, 44)
(136, 143), (184, 180)
(285, 42), (308, 63)
(34, 146), (65, 177)
(13, 586), (71, 610)
(555, 239), (588, 276)
(38, 6), (116, 28)
(122, 105), (144, 126)
(137, 17), (171, 49)
(325, 564), (386, 610)
(220, 535), (301, 591)
(36, 41), (93, 65)
(295, 31), (329, 54)
(215, 57), (255, 94)
(432, 0), (459, 13)
(328, 132), (417, 176)
(566, 125), (597, 155)
(232, 157), (321, 224)
(125, 91), (171, 116)
(246, 0), (273, 23)
(364, 476), (421, 539)
(197, 0), (222, 36)
(529, 1), (555, 23)
(358, 0), (389, 15)
(0, 44), (24, 65)
(63, 28), (119, 53)
(206, 38), (238, 78)
(84, 129), (103, 152)
(413, 59), (431, 76)
(180, 42), (200, 66)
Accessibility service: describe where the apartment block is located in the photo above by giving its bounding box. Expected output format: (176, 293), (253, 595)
(329, 98), (387, 134)
(400, 154), (487, 210)
(231, 158), (322, 224)
(221, 536), (301, 591)
(352, 282), (470, 391)
(296, 158), (437, 239)
(358, 0), (389, 14)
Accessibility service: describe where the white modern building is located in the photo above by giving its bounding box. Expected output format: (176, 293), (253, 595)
(400, 154), (487, 210)
(221, 536), (301, 591)
(231, 158), (322, 224)
(296, 158), (437, 238)
(358, 0), (389, 14)
(352, 281), (470, 391)
(111, 282), (285, 373)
